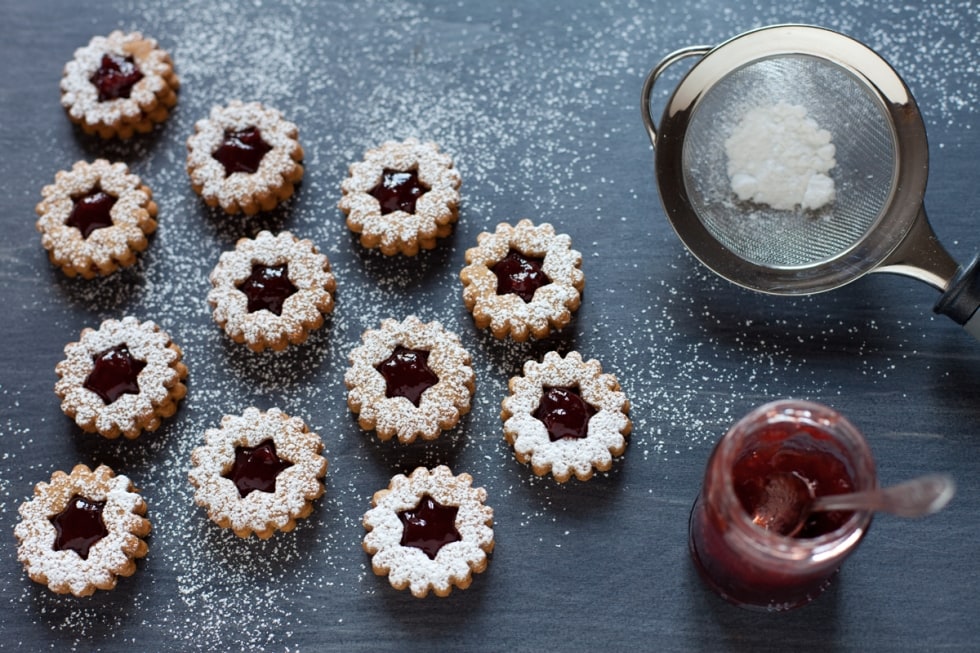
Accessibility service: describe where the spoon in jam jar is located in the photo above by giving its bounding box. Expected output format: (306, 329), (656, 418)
(751, 472), (955, 538)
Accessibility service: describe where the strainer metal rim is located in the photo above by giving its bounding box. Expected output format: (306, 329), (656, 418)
(653, 24), (929, 295)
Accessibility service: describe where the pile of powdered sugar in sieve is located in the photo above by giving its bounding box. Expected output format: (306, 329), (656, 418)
(725, 102), (837, 212)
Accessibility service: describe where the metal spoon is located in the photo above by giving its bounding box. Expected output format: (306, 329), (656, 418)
(752, 472), (955, 537)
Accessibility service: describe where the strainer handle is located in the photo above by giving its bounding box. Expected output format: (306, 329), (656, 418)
(641, 45), (712, 148)
(935, 255), (980, 339)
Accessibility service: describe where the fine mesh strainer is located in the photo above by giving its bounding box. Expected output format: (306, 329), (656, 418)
(641, 24), (980, 338)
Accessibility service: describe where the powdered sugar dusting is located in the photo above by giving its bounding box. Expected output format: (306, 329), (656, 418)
(188, 407), (327, 538)
(14, 464), (149, 597)
(362, 465), (493, 598)
(54, 317), (186, 439)
(339, 138), (461, 256)
(36, 159), (157, 278)
(345, 316), (475, 443)
(61, 32), (173, 124)
(502, 350), (631, 482)
(207, 230), (336, 352)
(461, 220), (584, 341)
(186, 100), (303, 214)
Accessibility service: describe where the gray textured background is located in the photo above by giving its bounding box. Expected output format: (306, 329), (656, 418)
(1, 1), (979, 651)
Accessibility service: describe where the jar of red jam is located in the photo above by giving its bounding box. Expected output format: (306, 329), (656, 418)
(689, 400), (877, 611)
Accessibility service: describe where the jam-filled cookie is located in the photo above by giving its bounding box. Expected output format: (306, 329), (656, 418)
(36, 159), (158, 279)
(186, 101), (304, 215)
(55, 316), (188, 439)
(14, 464), (150, 597)
(338, 138), (461, 256)
(345, 316), (475, 443)
(460, 219), (584, 341)
(188, 407), (327, 539)
(363, 466), (494, 598)
(501, 350), (631, 482)
(207, 230), (337, 352)
(60, 31), (179, 139)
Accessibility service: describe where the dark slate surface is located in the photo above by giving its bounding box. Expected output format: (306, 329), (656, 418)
(1, 1), (978, 651)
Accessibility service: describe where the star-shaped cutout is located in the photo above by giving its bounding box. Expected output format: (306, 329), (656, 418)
(224, 440), (294, 498)
(237, 263), (298, 316)
(370, 168), (429, 215)
(375, 346), (439, 407)
(49, 494), (109, 560)
(90, 52), (144, 101)
(492, 249), (550, 303)
(66, 189), (116, 238)
(213, 126), (273, 176)
(83, 343), (146, 405)
(398, 494), (461, 559)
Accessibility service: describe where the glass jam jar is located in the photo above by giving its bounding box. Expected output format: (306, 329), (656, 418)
(689, 400), (877, 611)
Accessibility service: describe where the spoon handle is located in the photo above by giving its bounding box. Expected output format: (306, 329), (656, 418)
(812, 473), (955, 517)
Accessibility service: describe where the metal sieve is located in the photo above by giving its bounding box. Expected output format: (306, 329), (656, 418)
(641, 24), (980, 338)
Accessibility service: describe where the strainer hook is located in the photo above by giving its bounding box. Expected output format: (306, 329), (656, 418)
(641, 45), (710, 148)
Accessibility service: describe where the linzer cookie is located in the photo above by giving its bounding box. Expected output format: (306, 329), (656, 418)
(207, 230), (336, 352)
(338, 138), (461, 256)
(36, 159), (158, 279)
(186, 101), (304, 215)
(460, 219), (584, 341)
(363, 466), (494, 598)
(188, 407), (327, 539)
(14, 464), (150, 597)
(55, 316), (188, 439)
(345, 316), (475, 443)
(60, 31), (179, 139)
(501, 350), (631, 482)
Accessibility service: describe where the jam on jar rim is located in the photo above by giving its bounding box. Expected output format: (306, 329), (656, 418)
(710, 400), (876, 560)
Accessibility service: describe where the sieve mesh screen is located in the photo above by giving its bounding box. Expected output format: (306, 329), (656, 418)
(682, 55), (896, 268)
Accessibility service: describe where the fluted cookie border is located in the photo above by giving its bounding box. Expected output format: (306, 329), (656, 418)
(54, 316), (188, 439)
(338, 138), (461, 256)
(60, 30), (179, 140)
(188, 407), (327, 539)
(36, 159), (158, 279)
(501, 350), (631, 482)
(14, 464), (150, 597)
(345, 316), (475, 444)
(363, 466), (494, 598)
(186, 100), (304, 215)
(460, 219), (584, 341)
(207, 230), (336, 352)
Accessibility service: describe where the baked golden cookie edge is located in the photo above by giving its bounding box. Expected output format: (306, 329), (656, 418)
(188, 407), (327, 539)
(14, 463), (150, 597)
(338, 138), (461, 256)
(344, 316), (475, 443)
(362, 465), (494, 598)
(54, 316), (188, 439)
(460, 219), (584, 341)
(36, 159), (158, 279)
(501, 350), (631, 482)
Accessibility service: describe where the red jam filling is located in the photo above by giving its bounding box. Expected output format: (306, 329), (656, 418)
(225, 439), (293, 498)
(733, 426), (857, 539)
(533, 386), (596, 442)
(83, 344), (146, 405)
(237, 263), (297, 316)
(90, 52), (144, 101)
(375, 346), (439, 407)
(49, 495), (109, 560)
(398, 494), (461, 560)
(67, 189), (117, 238)
(213, 126), (273, 176)
(369, 169), (429, 215)
(492, 250), (550, 303)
